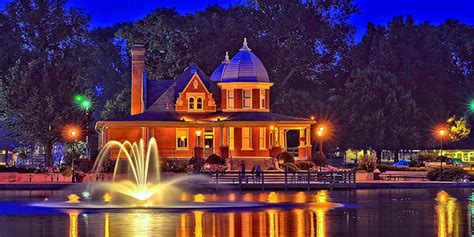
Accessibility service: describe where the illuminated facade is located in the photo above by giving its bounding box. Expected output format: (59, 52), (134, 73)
(96, 39), (315, 164)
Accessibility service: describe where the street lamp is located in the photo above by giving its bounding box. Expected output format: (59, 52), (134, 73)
(437, 127), (447, 179)
(68, 127), (79, 183)
(317, 126), (325, 153)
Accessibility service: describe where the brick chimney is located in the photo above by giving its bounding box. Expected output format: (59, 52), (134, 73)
(131, 43), (145, 115)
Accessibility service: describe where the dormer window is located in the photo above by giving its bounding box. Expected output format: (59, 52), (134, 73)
(188, 97), (195, 110)
(243, 89), (252, 109)
(227, 89), (234, 108)
(197, 97), (203, 110)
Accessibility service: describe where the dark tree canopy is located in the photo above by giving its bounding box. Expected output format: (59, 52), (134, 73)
(0, 0), (94, 166)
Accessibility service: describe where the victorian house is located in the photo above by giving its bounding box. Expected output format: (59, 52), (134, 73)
(96, 39), (315, 164)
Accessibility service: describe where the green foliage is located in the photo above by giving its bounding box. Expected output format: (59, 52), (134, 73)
(161, 159), (188, 173)
(342, 68), (422, 151)
(283, 163), (299, 172)
(62, 141), (87, 166)
(0, 0), (94, 166)
(101, 88), (131, 120)
(358, 154), (377, 172)
(447, 115), (470, 141)
(205, 154), (224, 165)
(312, 151), (328, 167)
(277, 152), (295, 164)
(296, 161), (315, 170)
(427, 167), (468, 181)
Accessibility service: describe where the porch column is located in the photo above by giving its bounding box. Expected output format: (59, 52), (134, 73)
(219, 126), (229, 159)
(270, 127), (282, 158)
(298, 128), (307, 160)
(306, 126), (312, 160)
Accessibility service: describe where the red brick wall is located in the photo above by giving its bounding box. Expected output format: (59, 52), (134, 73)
(221, 89), (227, 110)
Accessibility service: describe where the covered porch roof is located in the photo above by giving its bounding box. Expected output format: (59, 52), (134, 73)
(96, 111), (315, 129)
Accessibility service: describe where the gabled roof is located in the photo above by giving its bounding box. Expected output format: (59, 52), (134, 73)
(146, 64), (220, 112)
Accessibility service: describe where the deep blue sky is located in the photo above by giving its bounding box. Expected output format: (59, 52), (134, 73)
(1, 0), (473, 40)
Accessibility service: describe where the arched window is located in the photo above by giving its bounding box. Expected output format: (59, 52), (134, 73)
(197, 97), (203, 110)
(188, 97), (195, 110)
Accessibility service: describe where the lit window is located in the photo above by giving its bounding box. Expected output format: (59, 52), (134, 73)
(227, 127), (234, 150)
(243, 89), (252, 109)
(259, 128), (266, 150)
(227, 89), (234, 109)
(197, 97), (203, 110)
(176, 128), (188, 148)
(260, 89), (266, 109)
(188, 97), (195, 110)
(242, 127), (252, 150)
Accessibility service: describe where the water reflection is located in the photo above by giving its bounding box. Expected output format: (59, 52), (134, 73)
(59, 190), (470, 237)
(436, 191), (460, 237)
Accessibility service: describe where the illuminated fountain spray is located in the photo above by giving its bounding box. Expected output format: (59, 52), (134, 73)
(92, 138), (163, 202)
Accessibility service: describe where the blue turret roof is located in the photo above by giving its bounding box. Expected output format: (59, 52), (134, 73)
(215, 39), (270, 83)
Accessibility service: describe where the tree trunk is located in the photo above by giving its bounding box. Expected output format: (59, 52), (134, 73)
(394, 150), (400, 162)
(45, 141), (54, 167)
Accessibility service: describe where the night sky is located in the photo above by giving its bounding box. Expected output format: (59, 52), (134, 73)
(1, 0), (473, 40)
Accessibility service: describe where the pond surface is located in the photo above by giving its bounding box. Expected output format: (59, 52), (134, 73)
(0, 188), (472, 237)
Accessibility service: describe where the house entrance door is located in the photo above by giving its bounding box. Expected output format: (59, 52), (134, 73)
(204, 129), (214, 158)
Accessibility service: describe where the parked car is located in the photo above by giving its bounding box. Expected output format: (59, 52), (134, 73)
(424, 158), (464, 168)
(393, 160), (410, 167)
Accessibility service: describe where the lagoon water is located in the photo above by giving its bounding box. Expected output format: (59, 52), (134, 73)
(0, 188), (471, 237)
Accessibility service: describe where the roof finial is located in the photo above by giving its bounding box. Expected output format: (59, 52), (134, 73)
(240, 37), (251, 51)
(225, 51), (230, 61)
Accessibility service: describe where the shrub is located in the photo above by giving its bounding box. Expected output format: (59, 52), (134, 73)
(161, 159), (188, 173)
(77, 159), (94, 173)
(312, 152), (328, 167)
(277, 152), (295, 164)
(358, 154), (377, 172)
(296, 161), (315, 170)
(205, 154), (224, 164)
(409, 160), (422, 167)
(416, 152), (437, 162)
(283, 163), (299, 172)
(427, 167), (468, 181)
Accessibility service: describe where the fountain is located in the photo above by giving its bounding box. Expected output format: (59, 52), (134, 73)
(32, 138), (314, 210)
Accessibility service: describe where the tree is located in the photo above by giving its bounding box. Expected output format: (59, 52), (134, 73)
(101, 88), (131, 120)
(447, 116), (470, 141)
(0, 0), (93, 166)
(341, 68), (422, 161)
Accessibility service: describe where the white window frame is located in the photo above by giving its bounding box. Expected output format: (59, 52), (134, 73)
(188, 97), (195, 110)
(176, 128), (189, 149)
(227, 89), (234, 109)
(242, 127), (252, 150)
(196, 97), (203, 110)
(227, 127), (234, 150)
(243, 89), (252, 109)
(259, 127), (266, 150)
(260, 89), (266, 109)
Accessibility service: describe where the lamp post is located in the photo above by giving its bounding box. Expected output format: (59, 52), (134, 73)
(317, 126), (326, 172)
(437, 128), (447, 179)
(69, 128), (79, 183)
(73, 94), (93, 159)
(317, 126), (325, 153)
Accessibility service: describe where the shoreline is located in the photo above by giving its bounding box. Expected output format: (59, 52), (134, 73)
(0, 181), (473, 191)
